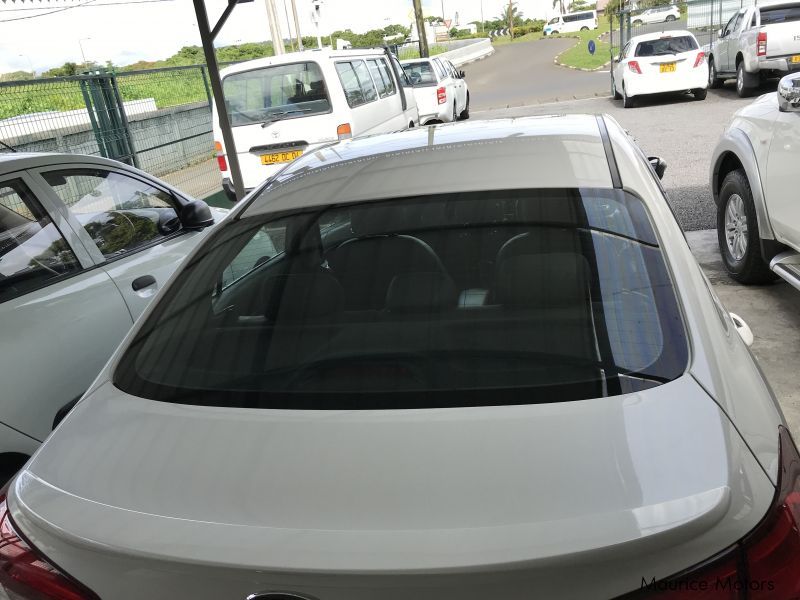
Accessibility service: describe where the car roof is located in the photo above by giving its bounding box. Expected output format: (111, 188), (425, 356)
(629, 29), (697, 44)
(220, 48), (391, 78)
(0, 152), (127, 176)
(242, 115), (616, 217)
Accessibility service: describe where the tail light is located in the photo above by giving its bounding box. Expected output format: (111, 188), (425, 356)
(694, 52), (706, 68)
(214, 141), (227, 172)
(336, 123), (352, 140)
(0, 495), (99, 599)
(757, 31), (767, 56)
(628, 61), (642, 74)
(437, 86), (447, 104)
(620, 426), (800, 599)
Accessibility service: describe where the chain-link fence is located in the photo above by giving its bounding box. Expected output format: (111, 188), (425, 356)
(0, 65), (223, 201)
(609, 0), (756, 67)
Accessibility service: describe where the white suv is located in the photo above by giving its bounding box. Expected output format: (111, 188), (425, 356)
(711, 72), (800, 285)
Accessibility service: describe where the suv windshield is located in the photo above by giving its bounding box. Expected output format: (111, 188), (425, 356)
(115, 188), (688, 409)
(223, 61), (331, 126)
(635, 36), (698, 56)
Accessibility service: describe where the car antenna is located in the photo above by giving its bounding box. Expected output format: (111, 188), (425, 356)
(0, 140), (17, 153)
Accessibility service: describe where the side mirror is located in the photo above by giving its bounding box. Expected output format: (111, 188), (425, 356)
(718, 28), (724, 38)
(458, 70), (465, 79)
(613, 55), (620, 64)
(648, 156), (667, 179)
(730, 312), (754, 347)
(180, 199), (214, 229)
(777, 73), (800, 113)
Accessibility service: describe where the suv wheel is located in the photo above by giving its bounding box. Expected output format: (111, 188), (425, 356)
(717, 169), (776, 284)
(708, 57), (721, 89)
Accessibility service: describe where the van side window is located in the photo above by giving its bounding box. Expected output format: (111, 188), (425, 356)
(352, 60), (378, 103)
(367, 59), (396, 99)
(336, 62), (366, 107)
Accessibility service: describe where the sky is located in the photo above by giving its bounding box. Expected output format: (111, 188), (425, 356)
(0, 0), (553, 75)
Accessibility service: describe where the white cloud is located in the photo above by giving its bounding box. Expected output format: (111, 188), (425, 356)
(0, 0), (555, 75)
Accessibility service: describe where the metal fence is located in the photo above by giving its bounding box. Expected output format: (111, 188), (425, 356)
(609, 0), (757, 68)
(0, 65), (222, 201)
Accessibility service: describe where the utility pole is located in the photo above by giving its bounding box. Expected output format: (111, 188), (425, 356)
(412, 0), (429, 58)
(264, 0), (285, 55)
(290, 0), (303, 50)
(282, 0), (295, 51)
(508, 0), (514, 39)
(311, 0), (323, 49)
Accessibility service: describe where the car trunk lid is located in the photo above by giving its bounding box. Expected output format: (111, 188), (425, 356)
(10, 375), (773, 600)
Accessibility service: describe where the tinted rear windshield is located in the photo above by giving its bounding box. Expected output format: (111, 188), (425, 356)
(635, 36), (698, 56)
(222, 61), (331, 127)
(114, 189), (688, 409)
(760, 5), (800, 24)
(402, 61), (437, 86)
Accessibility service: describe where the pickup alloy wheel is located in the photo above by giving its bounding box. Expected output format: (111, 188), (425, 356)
(708, 58), (722, 89)
(717, 169), (776, 283)
(736, 63), (755, 98)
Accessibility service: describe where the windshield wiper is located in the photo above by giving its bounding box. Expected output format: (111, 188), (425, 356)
(261, 109), (313, 127)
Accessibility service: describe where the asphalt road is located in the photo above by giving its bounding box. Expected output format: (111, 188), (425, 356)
(464, 38), (610, 109)
(472, 77), (780, 232)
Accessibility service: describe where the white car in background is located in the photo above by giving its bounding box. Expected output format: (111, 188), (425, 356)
(543, 9), (598, 35)
(3, 116), (800, 600)
(613, 30), (709, 107)
(401, 56), (469, 124)
(214, 48), (419, 201)
(633, 4), (680, 26)
(0, 153), (226, 481)
(711, 72), (800, 286)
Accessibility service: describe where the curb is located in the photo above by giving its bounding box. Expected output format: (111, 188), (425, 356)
(551, 34), (611, 72)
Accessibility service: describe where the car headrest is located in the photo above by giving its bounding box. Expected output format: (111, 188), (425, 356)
(385, 272), (457, 313)
(350, 204), (420, 237)
(263, 271), (344, 322)
(496, 252), (591, 308)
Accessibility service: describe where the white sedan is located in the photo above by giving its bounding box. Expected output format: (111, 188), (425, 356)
(632, 4), (681, 25)
(0, 153), (227, 481)
(613, 30), (709, 107)
(401, 57), (470, 124)
(3, 117), (799, 599)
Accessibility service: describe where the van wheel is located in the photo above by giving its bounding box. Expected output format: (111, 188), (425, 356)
(409, 121), (415, 128)
(453, 102), (458, 122)
(459, 94), (470, 120)
(580, 26), (589, 31)
(665, 14), (676, 21)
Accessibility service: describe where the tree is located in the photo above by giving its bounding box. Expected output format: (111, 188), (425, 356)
(0, 71), (33, 82)
(499, 2), (523, 37)
(552, 0), (566, 16)
(425, 16), (444, 24)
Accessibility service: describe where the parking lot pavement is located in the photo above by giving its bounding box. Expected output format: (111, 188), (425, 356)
(687, 231), (800, 439)
(473, 82), (777, 232)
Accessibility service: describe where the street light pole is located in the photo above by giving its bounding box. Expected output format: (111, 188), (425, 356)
(289, 0), (303, 50)
(78, 38), (91, 69)
(264, 0), (285, 54)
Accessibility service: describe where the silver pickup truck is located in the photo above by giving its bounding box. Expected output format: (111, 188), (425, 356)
(707, 2), (800, 97)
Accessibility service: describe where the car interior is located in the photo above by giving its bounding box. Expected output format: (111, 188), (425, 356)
(119, 189), (688, 408)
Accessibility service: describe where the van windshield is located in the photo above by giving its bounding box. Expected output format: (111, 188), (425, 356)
(222, 61), (331, 127)
(548, 16), (560, 24)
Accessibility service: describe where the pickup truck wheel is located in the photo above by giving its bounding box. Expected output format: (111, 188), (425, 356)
(736, 63), (754, 97)
(717, 169), (776, 284)
(693, 88), (707, 100)
(459, 93), (470, 120)
(708, 58), (722, 89)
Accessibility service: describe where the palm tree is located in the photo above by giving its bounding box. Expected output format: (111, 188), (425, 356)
(498, 1), (522, 37)
(552, 0), (566, 15)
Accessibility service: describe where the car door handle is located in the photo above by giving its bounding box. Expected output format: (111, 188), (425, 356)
(131, 275), (156, 291)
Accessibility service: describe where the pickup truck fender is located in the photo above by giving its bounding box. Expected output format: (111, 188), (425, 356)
(710, 125), (776, 242)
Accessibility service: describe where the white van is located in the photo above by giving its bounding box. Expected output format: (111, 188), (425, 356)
(213, 48), (419, 200)
(543, 10), (598, 35)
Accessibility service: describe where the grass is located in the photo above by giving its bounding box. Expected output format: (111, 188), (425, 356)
(554, 26), (612, 70)
(396, 44), (449, 60)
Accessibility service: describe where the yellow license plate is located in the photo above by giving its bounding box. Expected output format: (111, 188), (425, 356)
(261, 150), (303, 165)
(660, 62), (677, 73)
(790, 55), (800, 64)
